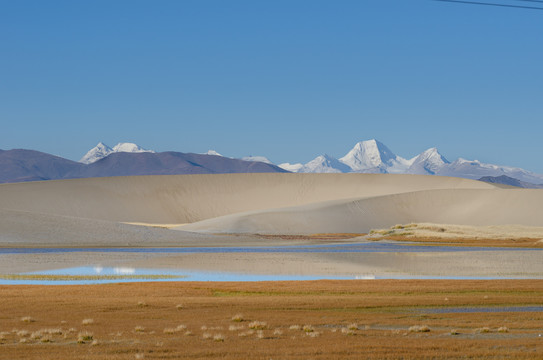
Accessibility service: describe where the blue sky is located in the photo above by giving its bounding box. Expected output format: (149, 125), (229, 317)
(1, 0), (542, 171)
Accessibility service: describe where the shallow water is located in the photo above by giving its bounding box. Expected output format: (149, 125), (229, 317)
(0, 242), (537, 255)
(419, 306), (543, 314)
(0, 266), (535, 285)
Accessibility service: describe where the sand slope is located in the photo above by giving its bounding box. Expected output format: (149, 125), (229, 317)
(180, 188), (543, 234)
(2, 172), (542, 239)
(0, 173), (496, 223)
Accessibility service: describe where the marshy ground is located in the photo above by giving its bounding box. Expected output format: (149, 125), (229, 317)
(1, 280), (542, 359)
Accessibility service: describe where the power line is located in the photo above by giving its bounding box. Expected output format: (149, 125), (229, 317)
(433, 0), (543, 10)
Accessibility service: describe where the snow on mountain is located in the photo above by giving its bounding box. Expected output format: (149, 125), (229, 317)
(205, 150), (223, 156)
(278, 162), (304, 172)
(438, 158), (543, 184)
(79, 142), (154, 164)
(241, 156), (273, 164)
(338, 139), (410, 174)
(299, 154), (352, 173)
(79, 142), (113, 164)
(112, 142), (154, 154)
(77, 139), (543, 183)
(407, 147), (450, 175)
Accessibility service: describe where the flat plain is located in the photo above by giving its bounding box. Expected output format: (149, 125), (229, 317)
(1, 281), (542, 359)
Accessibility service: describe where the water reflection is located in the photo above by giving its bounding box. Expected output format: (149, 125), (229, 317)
(0, 266), (534, 285)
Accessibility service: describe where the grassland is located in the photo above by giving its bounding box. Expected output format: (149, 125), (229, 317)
(1, 280), (542, 359)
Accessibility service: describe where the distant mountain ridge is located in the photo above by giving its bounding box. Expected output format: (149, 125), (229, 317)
(79, 142), (155, 164)
(277, 139), (543, 185)
(0, 148), (286, 184)
(2, 139), (543, 185)
(478, 175), (543, 189)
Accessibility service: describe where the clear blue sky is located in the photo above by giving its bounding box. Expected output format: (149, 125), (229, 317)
(1, 0), (542, 171)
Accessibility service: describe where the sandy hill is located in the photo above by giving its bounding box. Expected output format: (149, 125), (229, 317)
(1, 173), (542, 244)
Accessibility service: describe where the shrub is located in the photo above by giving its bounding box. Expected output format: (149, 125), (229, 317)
(302, 325), (314, 333)
(409, 325), (430, 333)
(213, 334), (225, 342)
(77, 331), (93, 343)
(248, 321), (267, 330)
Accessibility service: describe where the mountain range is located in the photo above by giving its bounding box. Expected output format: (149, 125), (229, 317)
(277, 139), (543, 186)
(1, 140), (542, 187)
(0, 144), (286, 183)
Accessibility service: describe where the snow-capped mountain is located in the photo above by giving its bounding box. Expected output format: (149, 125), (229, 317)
(278, 162), (304, 172)
(438, 158), (543, 184)
(205, 150), (223, 156)
(79, 142), (113, 165)
(79, 142), (154, 164)
(74, 138), (543, 185)
(299, 154), (352, 173)
(339, 139), (411, 174)
(280, 139), (543, 184)
(242, 156), (273, 164)
(406, 147), (450, 175)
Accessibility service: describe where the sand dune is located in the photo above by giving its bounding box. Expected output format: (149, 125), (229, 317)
(2, 172), (541, 240)
(179, 188), (543, 234)
(0, 173), (496, 223)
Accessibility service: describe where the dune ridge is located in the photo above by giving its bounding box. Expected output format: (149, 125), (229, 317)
(0, 173), (496, 223)
(179, 188), (543, 234)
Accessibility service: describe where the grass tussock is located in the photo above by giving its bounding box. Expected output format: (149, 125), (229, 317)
(408, 325), (430, 333)
(21, 316), (35, 323)
(77, 331), (93, 343)
(289, 325), (301, 331)
(134, 326), (145, 333)
(231, 313), (244, 322)
(82, 318), (94, 325)
(229, 324), (244, 331)
(302, 325), (314, 333)
(17, 330), (30, 337)
(40, 335), (53, 343)
(475, 327), (491, 334)
(248, 321), (267, 330)
(175, 304), (183, 310)
(213, 334), (225, 342)
(498, 326), (509, 333)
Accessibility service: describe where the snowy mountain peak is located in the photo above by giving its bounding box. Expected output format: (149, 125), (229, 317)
(79, 142), (154, 164)
(242, 156), (273, 164)
(407, 147), (449, 175)
(339, 139), (405, 172)
(300, 154), (352, 173)
(112, 143), (154, 154)
(205, 150), (223, 156)
(278, 162), (304, 172)
(79, 142), (114, 164)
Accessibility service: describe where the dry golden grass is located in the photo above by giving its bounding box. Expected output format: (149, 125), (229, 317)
(370, 223), (543, 248)
(0, 280), (542, 359)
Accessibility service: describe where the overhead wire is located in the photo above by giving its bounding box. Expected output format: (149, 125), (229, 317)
(432, 0), (543, 10)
